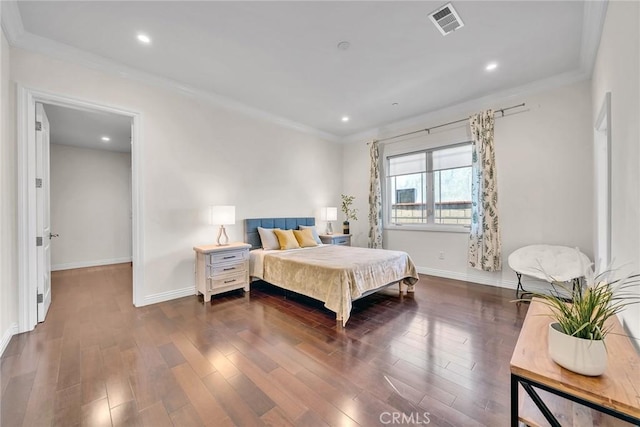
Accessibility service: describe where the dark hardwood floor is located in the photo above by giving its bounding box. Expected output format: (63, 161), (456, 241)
(1, 263), (530, 426)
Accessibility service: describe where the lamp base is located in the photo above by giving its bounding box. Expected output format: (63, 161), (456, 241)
(216, 225), (229, 246)
(326, 222), (333, 235)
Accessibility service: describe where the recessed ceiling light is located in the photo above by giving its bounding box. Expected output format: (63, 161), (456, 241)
(485, 62), (498, 71)
(341, 116), (350, 122)
(101, 136), (111, 142)
(392, 102), (399, 107)
(137, 33), (151, 44)
(337, 41), (351, 51)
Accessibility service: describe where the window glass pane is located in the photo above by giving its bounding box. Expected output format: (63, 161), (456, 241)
(385, 144), (471, 227)
(433, 166), (472, 225)
(388, 152), (427, 176)
(389, 172), (426, 224)
(432, 144), (472, 171)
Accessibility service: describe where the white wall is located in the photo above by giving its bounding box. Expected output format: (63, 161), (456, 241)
(9, 47), (343, 307)
(344, 80), (594, 289)
(592, 0), (640, 343)
(1, 27), (18, 352)
(50, 143), (132, 270)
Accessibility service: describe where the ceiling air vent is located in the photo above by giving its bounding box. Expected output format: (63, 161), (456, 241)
(429, 3), (464, 36)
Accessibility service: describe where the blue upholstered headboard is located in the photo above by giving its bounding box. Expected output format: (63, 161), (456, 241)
(245, 217), (315, 249)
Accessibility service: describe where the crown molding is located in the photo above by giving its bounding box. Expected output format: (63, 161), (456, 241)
(8, 28), (340, 143)
(342, 1), (608, 145)
(342, 67), (590, 144)
(5, 0), (606, 146)
(0, 0), (25, 44)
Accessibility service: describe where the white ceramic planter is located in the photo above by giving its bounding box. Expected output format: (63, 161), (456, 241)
(548, 322), (607, 376)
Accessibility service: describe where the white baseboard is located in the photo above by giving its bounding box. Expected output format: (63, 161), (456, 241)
(0, 323), (18, 357)
(51, 257), (132, 271)
(141, 286), (196, 306)
(416, 266), (553, 295)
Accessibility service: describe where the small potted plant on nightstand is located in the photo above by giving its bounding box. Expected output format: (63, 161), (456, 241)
(341, 194), (357, 234)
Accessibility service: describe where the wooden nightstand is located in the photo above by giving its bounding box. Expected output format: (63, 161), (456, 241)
(193, 242), (251, 303)
(319, 234), (351, 246)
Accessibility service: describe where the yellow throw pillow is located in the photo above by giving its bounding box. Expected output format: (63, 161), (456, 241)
(293, 228), (319, 248)
(273, 229), (301, 250)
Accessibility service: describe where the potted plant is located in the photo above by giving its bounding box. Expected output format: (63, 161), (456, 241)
(341, 194), (358, 234)
(521, 254), (640, 376)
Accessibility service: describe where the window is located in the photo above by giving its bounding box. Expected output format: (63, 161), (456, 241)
(386, 143), (472, 227)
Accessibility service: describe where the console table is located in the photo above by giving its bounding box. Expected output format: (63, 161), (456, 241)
(510, 298), (640, 426)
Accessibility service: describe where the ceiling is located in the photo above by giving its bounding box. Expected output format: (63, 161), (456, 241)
(6, 1), (604, 140)
(43, 104), (132, 153)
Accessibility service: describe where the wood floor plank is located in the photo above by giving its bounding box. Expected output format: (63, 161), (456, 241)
(171, 362), (233, 426)
(225, 372), (276, 417)
(138, 400), (173, 427)
(109, 400), (142, 427)
(105, 377), (134, 409)
(226, 351), (307, 422)
(157, 342), (187, 368)
(1, 263), (532, 426)
(168, 403), (206, 427)
(168, 332), (216, 378)
(260, 407), (296, 427)
(202, 371), (265, 427)
(1, 371), (37, 427)
(269, 367), (359, 426)
(52, 384), (82, 427)
(81, 396), (112, 427)
(21, 382), (57, 427)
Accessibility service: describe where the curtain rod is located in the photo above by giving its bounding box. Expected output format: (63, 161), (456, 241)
(368, 102), (526, 144)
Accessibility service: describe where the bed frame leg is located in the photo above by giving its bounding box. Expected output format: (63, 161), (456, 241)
(406, 284), (415, 293)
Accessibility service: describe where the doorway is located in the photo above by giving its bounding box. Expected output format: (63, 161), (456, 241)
(44, 103), (133, 321)
(17, 86), (143, 332)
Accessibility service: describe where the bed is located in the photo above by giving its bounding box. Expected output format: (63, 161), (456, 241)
(245, 217), (419, 326)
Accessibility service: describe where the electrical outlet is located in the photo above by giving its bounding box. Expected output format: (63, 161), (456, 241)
(439, 251), (445, 260)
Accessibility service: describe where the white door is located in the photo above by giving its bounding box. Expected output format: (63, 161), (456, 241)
(36, 103), (52, 322)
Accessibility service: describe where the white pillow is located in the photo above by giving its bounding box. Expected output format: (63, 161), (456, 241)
(299, 225), (322, 244)
(258, 227), (281, 250)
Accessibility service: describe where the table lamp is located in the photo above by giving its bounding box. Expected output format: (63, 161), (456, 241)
(210, 205), (235, 246)
(322, 207), (337, 234)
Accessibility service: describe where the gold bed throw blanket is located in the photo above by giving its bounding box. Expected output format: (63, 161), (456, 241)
(263, 245), (418, 326)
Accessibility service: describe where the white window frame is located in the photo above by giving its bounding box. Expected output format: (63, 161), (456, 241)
(384, 141), (472, 233)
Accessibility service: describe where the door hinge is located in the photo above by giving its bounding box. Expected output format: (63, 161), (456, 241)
(36, 121), (42, 131)
(36, 178), (43, 188)
(37, 293), (43, 303)
(36, 236), (43, 246)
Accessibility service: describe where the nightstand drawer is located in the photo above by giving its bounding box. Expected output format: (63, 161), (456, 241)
(209, 261), (246, 277)
(209, 270), (248, 291)
(319, 234), (351, 246)
(208, 249), (248, 265)
(333, 237), (350, 245)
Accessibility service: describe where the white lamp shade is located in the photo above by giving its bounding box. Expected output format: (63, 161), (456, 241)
(210, 205), (235, 225)
(324, 207), (338, 221)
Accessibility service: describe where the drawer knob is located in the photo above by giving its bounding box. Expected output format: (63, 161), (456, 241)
(224, 279), (236, 284)
(223, 267), (236, 271)
(223, 255), (236, 260)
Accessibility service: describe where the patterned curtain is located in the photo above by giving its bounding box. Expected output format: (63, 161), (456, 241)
(368, 140), (383, 249)
(468, 110), (502, 271)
